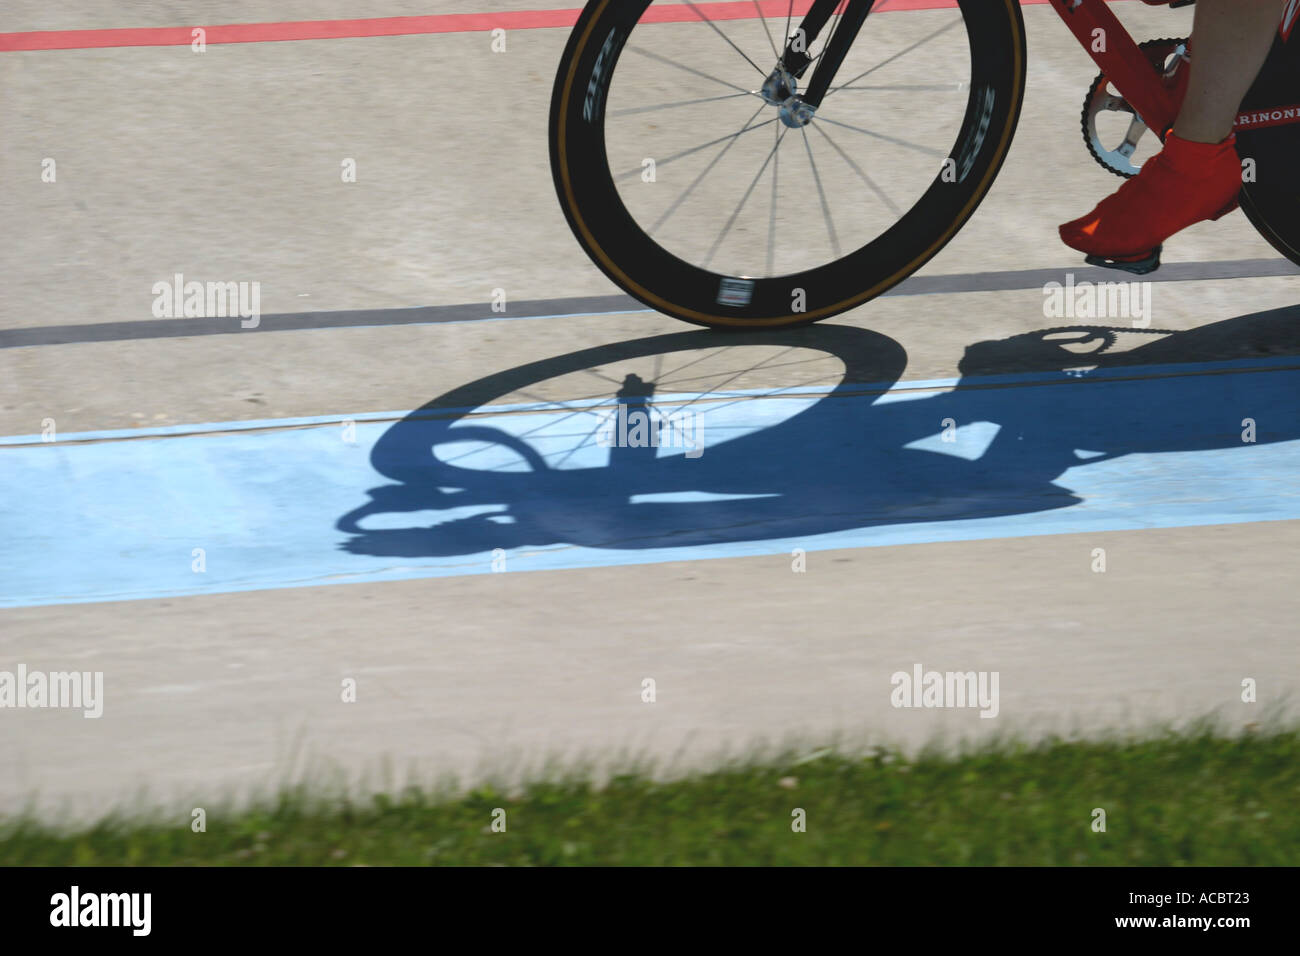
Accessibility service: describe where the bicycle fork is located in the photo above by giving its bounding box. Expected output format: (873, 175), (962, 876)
(763, 0), (878, 128)
(775, 0), (1182, 137)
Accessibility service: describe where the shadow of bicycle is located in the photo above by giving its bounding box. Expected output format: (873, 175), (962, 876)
(336, 305), (1300, 558)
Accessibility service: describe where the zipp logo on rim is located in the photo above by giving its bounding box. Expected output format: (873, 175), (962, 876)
(583, 27), (620, 123)
(954, 86), (996, 183)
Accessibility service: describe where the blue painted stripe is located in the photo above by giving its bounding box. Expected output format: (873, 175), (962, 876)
(2, 358), (1298, 608)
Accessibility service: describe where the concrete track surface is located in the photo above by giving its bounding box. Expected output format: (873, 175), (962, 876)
(1, 1), (1297, 820)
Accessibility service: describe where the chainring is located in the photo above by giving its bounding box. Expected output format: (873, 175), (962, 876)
(1081, 38), (1189, 178)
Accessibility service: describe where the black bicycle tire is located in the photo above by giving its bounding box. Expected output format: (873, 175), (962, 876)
(1241, 182), (1300, 266)
(549, 0), (1028, 330)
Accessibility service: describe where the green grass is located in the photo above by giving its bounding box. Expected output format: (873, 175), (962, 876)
(3, 727), (1297, 865)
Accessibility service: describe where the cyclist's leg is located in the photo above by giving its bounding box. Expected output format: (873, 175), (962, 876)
(1059, 0), (1286, 263)
(1176, 0), (1288, 143)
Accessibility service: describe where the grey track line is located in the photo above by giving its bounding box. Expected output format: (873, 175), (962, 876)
(2, 258), (1294, 349)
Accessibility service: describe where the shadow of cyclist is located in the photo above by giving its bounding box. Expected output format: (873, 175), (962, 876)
(336, 304), (1300, 558)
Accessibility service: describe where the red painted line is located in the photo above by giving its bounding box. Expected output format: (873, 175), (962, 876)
(0, 0), (1058, 53)
(0, 12), (575, 52)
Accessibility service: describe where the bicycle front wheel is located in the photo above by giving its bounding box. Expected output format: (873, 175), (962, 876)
(550, 0), (1026, 330)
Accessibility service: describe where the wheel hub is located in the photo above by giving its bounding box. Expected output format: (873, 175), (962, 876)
(761, 66), (816, 128)
(759, 66), (797, 105)
(778, 96), (816, 129)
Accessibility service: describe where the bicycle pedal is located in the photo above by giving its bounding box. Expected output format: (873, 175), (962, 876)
(1084, 245), (1162, 276)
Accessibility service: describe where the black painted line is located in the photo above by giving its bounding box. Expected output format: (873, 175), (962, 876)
(1, 258), (1294, 349)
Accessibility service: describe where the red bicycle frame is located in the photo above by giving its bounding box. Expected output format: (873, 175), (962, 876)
(1047, 0), (1181, 137)
(782, 0), (1185, 137)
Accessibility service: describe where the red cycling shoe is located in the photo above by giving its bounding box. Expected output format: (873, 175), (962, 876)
(1059, 131), (1243, 274)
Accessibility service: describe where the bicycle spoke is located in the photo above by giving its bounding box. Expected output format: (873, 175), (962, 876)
(703, 126), (788, 271)
(801, 127), (841, 260)
(625, 44), (758, 96)
(830, 83), (964, 93)
(610, 91), (758, 117)
(598, 1), (977, 285)
(810, 122), (903, 217)
(816, 115), (947, 159)
(768, 121), (780, 276)
(682, 1), (768, 77)
(649, 116), (758, 235)
(826, 16), (964, 96)
(618, 110), (775, 181)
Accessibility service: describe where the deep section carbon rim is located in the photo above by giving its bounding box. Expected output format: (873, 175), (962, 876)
(551, 0), (1026, 328)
